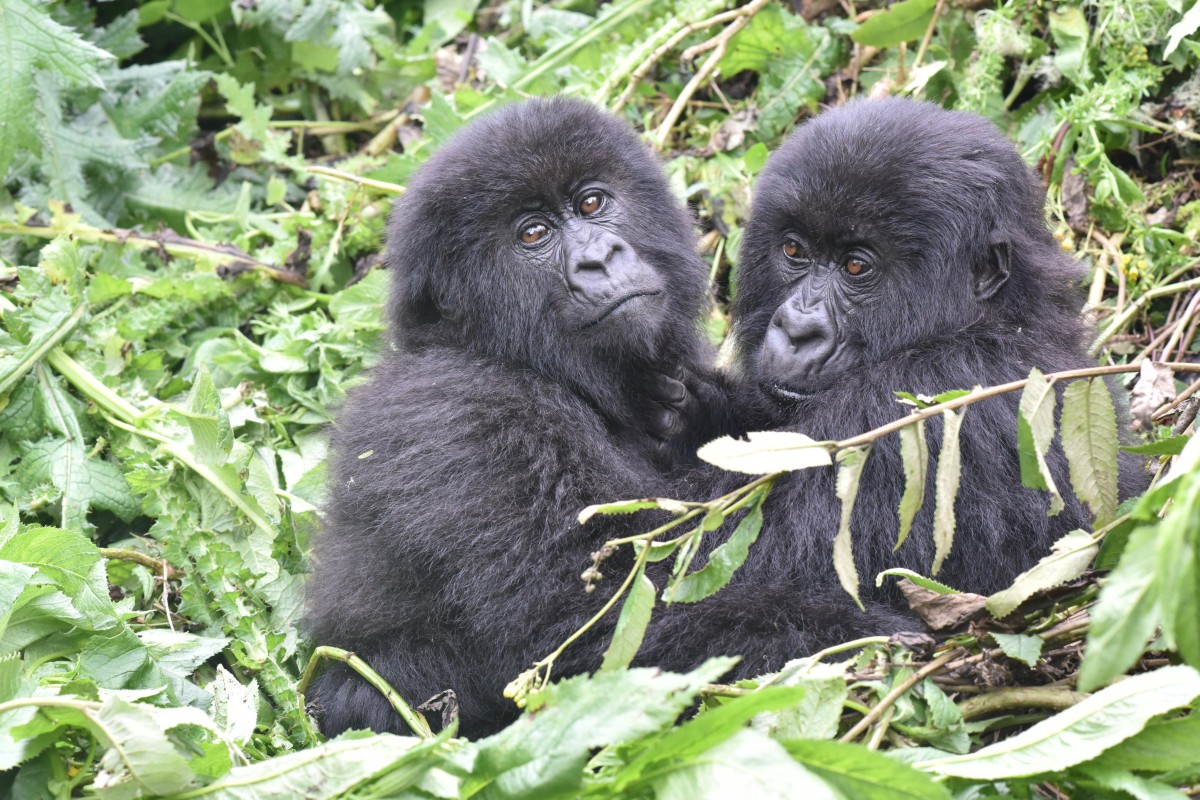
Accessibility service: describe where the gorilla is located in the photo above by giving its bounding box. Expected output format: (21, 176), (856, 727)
(304, 98), (745, 738)
(726, 98), (1142, 609)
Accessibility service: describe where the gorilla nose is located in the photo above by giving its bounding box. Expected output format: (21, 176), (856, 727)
(760, 302), (836, 381)
(566, 229), (637, 294)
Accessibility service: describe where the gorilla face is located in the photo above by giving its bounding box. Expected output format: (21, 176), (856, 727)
(387, 99), (708, 388)
(508, 180), (666, 342)
(735, 98), (1030, 405)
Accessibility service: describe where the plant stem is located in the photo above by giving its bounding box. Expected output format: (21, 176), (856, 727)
(840, 648), (963, 744)
(298, 646), (433, 739)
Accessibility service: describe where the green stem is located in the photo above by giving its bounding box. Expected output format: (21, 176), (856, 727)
(298, 646), (433, 739)
(0, 301), (85, 396)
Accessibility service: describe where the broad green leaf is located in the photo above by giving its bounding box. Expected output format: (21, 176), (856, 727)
(986, 530), (1098, 619)
(466, 659), (738, 798)
(786, 739), (951, 800)
(1049, 7), (1092, 85)
(327, 269), (390, 327)
(875, 568), (959, 594)
(93, 697), (198, 796)
(181, 366), (234, 466)
(851, 0), (937, 47)
(1122, 435), (1190, 456)
(0, 0), (112, 175)
(1154, 476), (1200, 668)
(652, 729), (838, 800)
(931, 409), (964, 575)
(1017, 368), (1064, 515)
(601, 569), (656, 671)
(1164, 0), (1200, 57)
(991, 632), (1043, 667)
(1061, 378), (1119, 523)
(1076, 765), (1188, 800)
(423, 0), (482, 44)
(0, 526), (117, 630)
(698, 431), (832, 475)
(664, 491), (766, 604)
(1098, 713), (1200, 773)
(750, 661), (848, 741)
(833, 446), (871, 607)
(920, 665), (1200, 779)
(1078, 525), (1162, 692)
(896, 419), (928, 551)
(186, 731), (418, 800)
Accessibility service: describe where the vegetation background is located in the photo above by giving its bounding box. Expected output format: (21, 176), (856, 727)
(1, 0), (1199, 797)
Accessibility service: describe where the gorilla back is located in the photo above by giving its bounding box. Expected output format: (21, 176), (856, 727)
(732, 98), (1142, 603)
(305, 99), (720, 737)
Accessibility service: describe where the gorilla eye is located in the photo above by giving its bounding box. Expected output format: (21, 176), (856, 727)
(520, 223), (548, 244)
(783, 239), (800, 259)
(579, 193), (603, 216)
(846, 257), (869, 276)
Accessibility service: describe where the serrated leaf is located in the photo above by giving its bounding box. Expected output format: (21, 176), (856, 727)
(663, 490), (766, 604)
(698, 431), (832, 475)
(600, 569), (655, 672)
(579, 498), (674, 525)
(0, 0), (113, 175)
(851, 0), (937, 47)
(653, 730), (838, 800)
(833, 447), (871, 608)
(1061, 378), (1119, 523)
(991, 632), (1044, 667)
(896, 419), (928, 551)
(786, 739), (951, 800)
(986, 530), (1097, 618)
(1078, 525), (1161, 692)
(920, 665), (1200, 779)
(1017, 368), (1064, 515)
(876, 568), (959, 594)
(931, 409), (964, 575)
(182, 366), (234, 466)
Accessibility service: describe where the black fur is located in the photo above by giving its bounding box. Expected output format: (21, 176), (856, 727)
(305, 98), (739, 738)
(723, 98), (1143, 613)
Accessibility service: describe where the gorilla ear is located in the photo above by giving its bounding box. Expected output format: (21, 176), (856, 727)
(974, 238), (1012, 301)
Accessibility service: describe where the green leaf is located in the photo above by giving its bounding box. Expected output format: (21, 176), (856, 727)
(851, 0), (937, 47)
(1098, 712), (1200, 773)
(1048, 7), (1092, 85)
(1078, 525), (1162, 692)
(93, 697), (198, 796)
(1061, 378), (1119, 523)
(986, 530), (1098, 619)
(698, 431), (832, 474)
(1164, 0), (1200, 58)
(786, 740), (951, 800)
(876, 568), (959, 594)
(896, 419), (928, 552)
(181, 366), (234, 466)
(652, 730), (838, 800)
(0, 0), (112, 175)
(1075, 765), (1189, 800)
(833, 446), (871, 608)
(601, 569), (656, 672)
(578, 497), (683, 524)
(1154, 476), (1200, 668)
(919, 665), (1200, 779)
(664, 491), (766, 604)
(991, 632), (1044, 667)
(187, 731), (418, 799)
(931, 409), (964, 575)
(0, 525), (118, 630)
(1122, 435), (1191, 456)
(1017, 368), (1064, 515)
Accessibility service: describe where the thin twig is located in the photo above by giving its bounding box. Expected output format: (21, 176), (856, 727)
(307, 165), (406, 195)
(100, 547), (183, 580)
(1093, 271), (1200, 352)
(652, 0), (771, 148)
(298, 646), (434, 738)
(911, 0), (947, 71)
(840, 648), (963, 744)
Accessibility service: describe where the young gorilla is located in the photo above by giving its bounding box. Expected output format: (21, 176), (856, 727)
(728, 98), (1141, 608)
(305, 98), (739, 738)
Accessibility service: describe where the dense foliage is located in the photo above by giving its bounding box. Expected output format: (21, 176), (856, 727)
(1, 0), (1199, 797)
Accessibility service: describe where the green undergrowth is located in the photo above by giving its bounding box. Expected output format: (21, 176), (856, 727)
(1, 0), (1200, 797)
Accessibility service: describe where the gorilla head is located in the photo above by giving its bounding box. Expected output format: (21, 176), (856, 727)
(732, 98), (1085, 403)
(387, 98), (709, 416)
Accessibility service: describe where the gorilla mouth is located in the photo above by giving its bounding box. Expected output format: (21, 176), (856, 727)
(580, 290), (663, 330)
(762, 382), (818, 404)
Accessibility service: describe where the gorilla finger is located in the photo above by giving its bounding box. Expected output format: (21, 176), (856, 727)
(649, 374), (688, 406)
